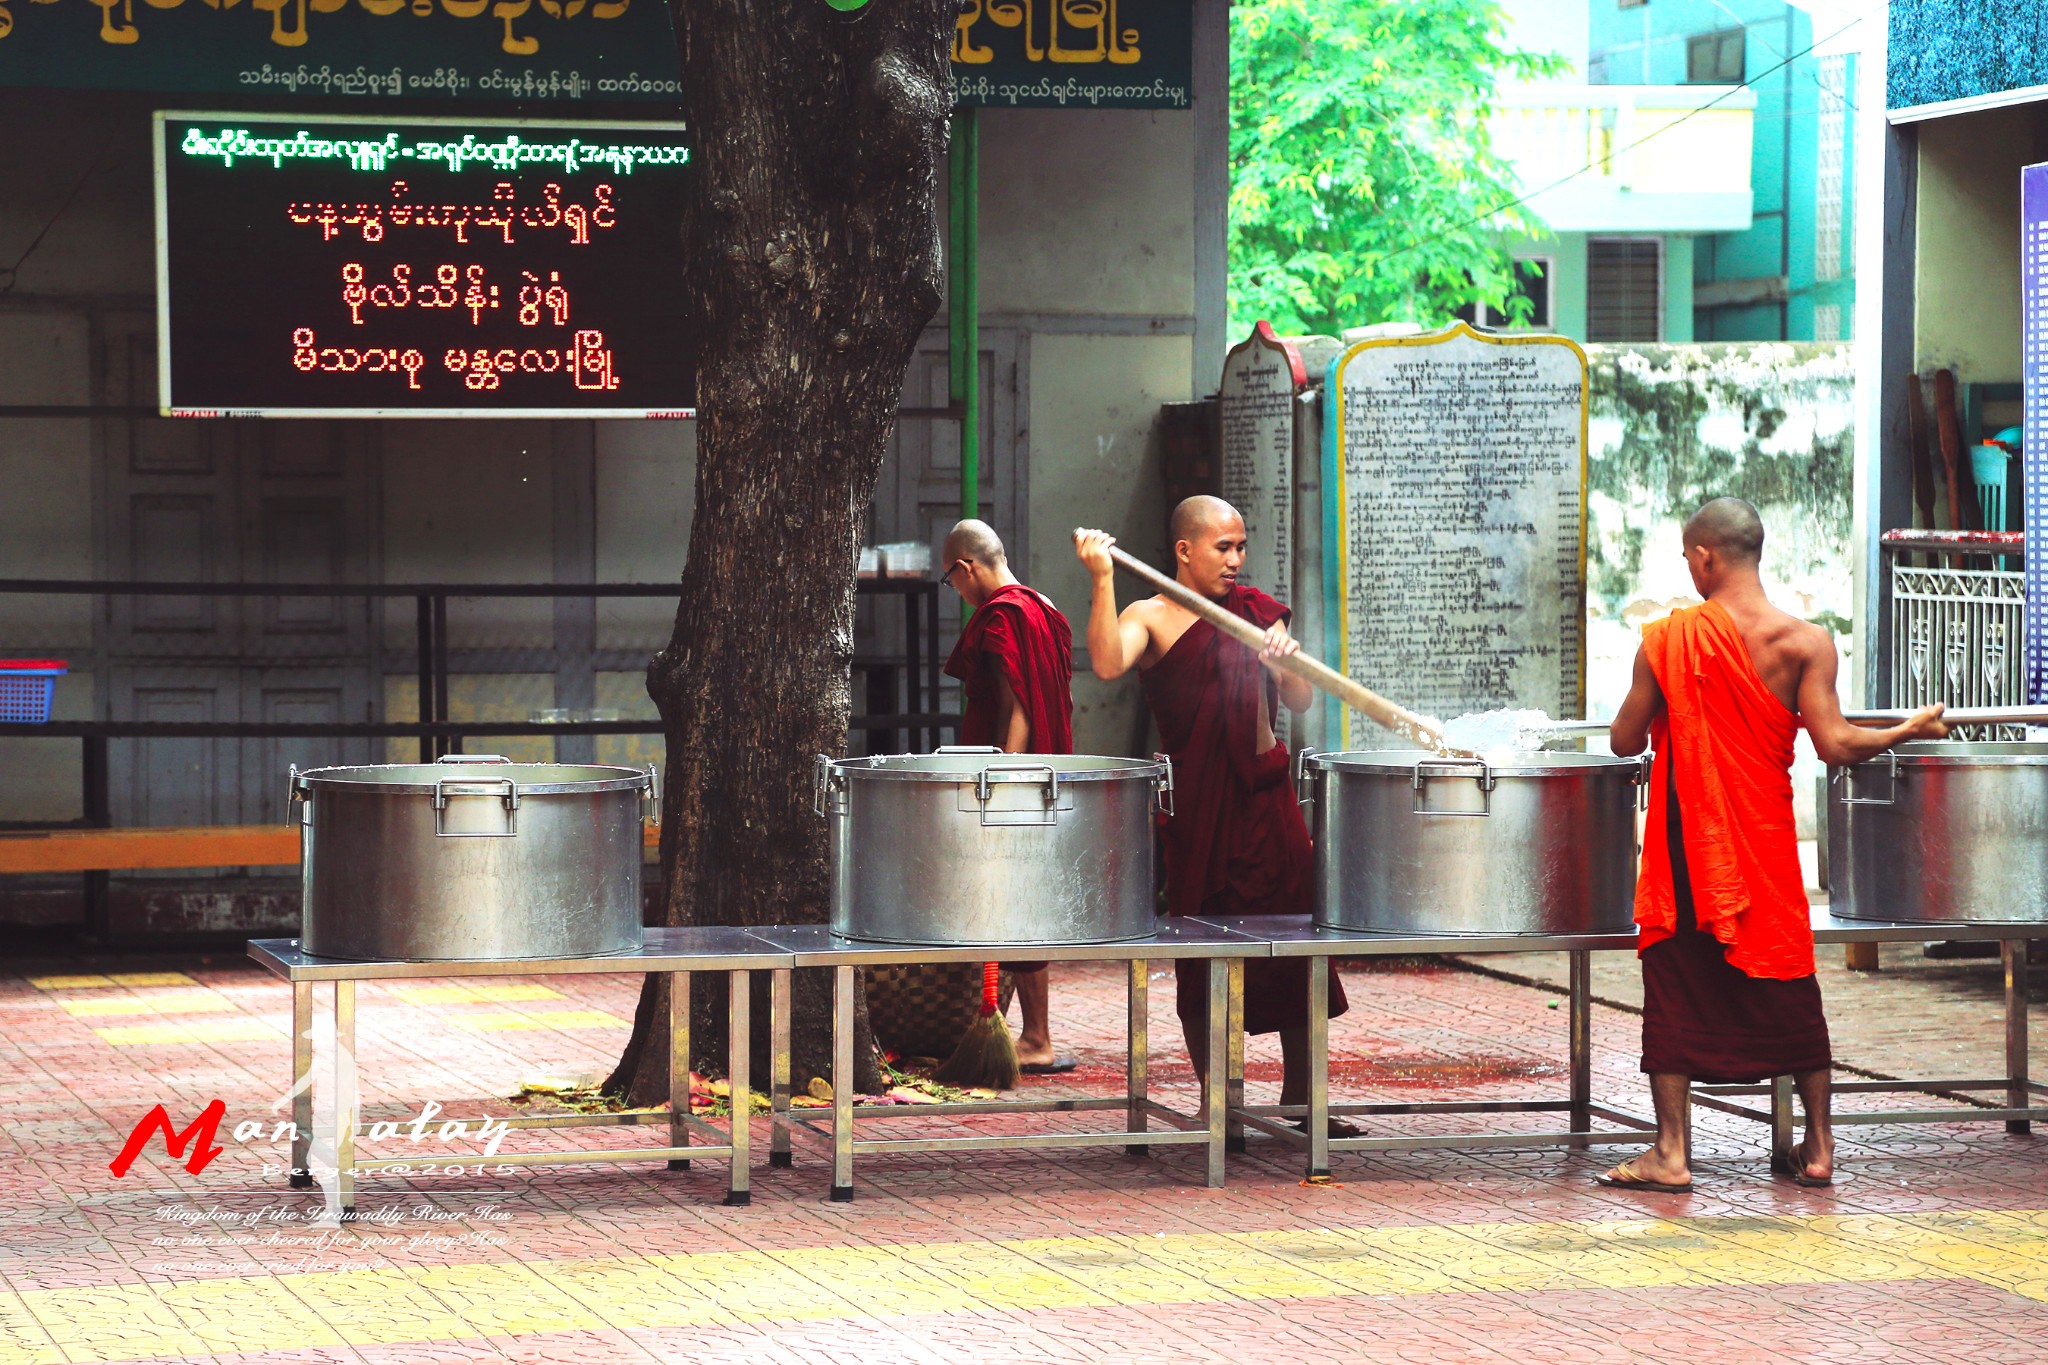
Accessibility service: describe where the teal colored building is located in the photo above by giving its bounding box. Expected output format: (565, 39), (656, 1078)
(1588, 1), (1857, 342)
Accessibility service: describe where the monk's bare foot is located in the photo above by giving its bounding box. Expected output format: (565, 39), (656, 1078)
(1293, 1117), (1366, 1139)
(1595, 1148), (1692, 1193)
(1773, 1139), (1833, 1187)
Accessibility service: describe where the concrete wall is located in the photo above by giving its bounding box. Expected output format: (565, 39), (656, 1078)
(1911, 104), (2042, 383)
(1584, 341), (1855, 832)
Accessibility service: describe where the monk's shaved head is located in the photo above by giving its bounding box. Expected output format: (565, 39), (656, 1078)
(1683, 497), (1765, 567)
(1170, 495), (1242, 546)
(943, 519), (1007, 568)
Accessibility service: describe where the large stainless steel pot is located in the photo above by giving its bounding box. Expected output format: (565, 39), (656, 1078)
(815, 748), (1171, 946)
(292, 755), (654, 961)
(1827, 740), (2048, 923)
(1302, 750), (1646, 936)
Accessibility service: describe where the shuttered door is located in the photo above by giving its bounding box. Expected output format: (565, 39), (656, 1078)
(1586, 238), (1663, 342)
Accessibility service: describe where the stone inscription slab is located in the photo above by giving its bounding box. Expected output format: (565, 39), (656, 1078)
(1218, 324), (1307, 743)
(1323, 324), (1586, 746)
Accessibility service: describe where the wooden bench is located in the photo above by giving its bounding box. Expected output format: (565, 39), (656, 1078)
(0, 822), (663, 874)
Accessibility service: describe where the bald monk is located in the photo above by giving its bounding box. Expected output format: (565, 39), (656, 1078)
(1601, 498), (1946, 1193)
(939, 518), (1077, 1072)
(1075, 496), (1349, 1117)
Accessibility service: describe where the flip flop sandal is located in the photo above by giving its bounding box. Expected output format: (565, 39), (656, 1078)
(1594, 1158), (1693, 1194)
(1770, 1146), (1834, 1188)
(1018, 1057), (1080, 1075)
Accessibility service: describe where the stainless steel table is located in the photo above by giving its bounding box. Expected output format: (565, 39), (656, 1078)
(247, 927), (790, 1215)
(745, 920), (1272, 1200)
(1195, 915), (1653, 1177)
(1690, 910), (2044, 1144)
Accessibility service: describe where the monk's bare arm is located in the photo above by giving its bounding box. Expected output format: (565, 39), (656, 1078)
(1608, 644), (1663, 757)
(1796, 627), (1947, 764)
(1257, 621), (1314, 714)
(993, 671), (1030, 753)
(1074, 529), (1153, 679)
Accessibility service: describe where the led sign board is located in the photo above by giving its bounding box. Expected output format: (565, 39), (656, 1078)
(153, 111), (694, 417)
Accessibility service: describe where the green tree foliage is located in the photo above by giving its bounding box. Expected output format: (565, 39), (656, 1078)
(1229, 0), (1561, 338)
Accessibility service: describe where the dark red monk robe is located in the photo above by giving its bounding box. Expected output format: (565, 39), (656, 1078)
(1142, 585), (1348, 1035)
(945, 583), (1074, 976)
(944, 584), (1074, 755)
(1636, 600), (1830, 1083)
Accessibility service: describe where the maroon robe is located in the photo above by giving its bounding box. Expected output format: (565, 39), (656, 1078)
(1142, 584), (1348, 1035)
(944, 584), (1074, 754)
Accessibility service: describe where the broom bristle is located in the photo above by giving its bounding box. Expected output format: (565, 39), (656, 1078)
(931, 1012), (1022, 1090)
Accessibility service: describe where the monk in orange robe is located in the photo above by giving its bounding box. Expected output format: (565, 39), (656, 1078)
(1601, 499), (1945, 1193)
(939, 518), (1076, 1072)
(1075, 496), (1349, 1120)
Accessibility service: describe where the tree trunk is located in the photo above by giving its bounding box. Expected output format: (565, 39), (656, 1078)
(603, 0), (956, 1106)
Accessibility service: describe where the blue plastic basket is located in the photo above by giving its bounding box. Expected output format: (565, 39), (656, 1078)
(0, 661), (66, 724)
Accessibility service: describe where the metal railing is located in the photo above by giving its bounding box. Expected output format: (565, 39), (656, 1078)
(1880, 534), (2028, 736)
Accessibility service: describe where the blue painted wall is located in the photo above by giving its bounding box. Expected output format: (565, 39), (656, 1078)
(1889, 0), (2048, 111)
(1588, 1), (1853, 343)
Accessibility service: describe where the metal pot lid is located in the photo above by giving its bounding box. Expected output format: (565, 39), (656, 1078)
(827, 752), (1165, 782)
(1848, 740), (2048, 767)
(294, 761), (653, 795)
(1304, 749), (1642, 777)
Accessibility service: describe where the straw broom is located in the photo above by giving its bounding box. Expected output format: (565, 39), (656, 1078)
(932, 961), (1021, 1089)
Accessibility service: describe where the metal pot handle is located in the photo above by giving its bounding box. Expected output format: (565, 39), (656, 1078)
(976, 762), (1060, 826)
(1292, 747), (1319, 809)
(642, 764), (661, 824)
(812, 754), (844, 817)
(1629, 753), (1654, 811)
(936, 745), (1003, 755)
(437, 753), (511, 764)
(1833, 752), (1900, 806)
(284, 764), (304, 826)
(1152, 752), (1175, 817)
(433, 775), (519, 837)
(1411, 756), (1494, 817)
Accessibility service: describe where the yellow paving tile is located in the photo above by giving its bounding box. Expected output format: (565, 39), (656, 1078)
(59, 990), (238, 1017)
(0, 1292), (64, 1365)
(390, 984), (565, 1004)
(447, 1010), (628, 1032)
(408, 1261), (605, 1336)
(109, 972), (200, 987)
(156, 1275), (351, 1355)
(280, 1267), (474, 1347)
(647, 1250), (874, 1322)
(10, 1206), (2047, 1360)
(26, 974), (115, 990)
(92, 1018), (282, 1046)
(22, 1284), (208, 1361)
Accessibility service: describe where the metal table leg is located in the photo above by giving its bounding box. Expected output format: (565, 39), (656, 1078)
(831, 964), (855, 1202)
(770, 968), (794, 1168)
(290, 981), (314, 1188)
(1568, 950), (1591, 1147)
(1225, 958), (1246, 1154)
(1771, 1075), (1795, 1154)
(334, 981), (357, 1218)
(1308, 956), (1330, 1178)
(667, 971), (691, 1171)
(1125, 959), (1149, 1155)
(2006, 939), (2031, 1136)
(1205, 958), (1227, 1189)
(727, 969), (752, 1205)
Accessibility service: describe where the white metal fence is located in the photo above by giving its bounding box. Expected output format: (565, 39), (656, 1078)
(1890, 564), (2027, 735)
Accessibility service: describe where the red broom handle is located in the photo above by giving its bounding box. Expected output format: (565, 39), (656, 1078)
(980, 961), (999, 1018)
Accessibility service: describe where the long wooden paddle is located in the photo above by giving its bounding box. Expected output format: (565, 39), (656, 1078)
(1085, 533), (1450, 753)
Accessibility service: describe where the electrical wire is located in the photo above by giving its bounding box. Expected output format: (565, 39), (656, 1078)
(1376, 10), (1868, 271)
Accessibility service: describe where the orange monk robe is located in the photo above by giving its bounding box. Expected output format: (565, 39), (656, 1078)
(1634, 600), (1829, 1084)
(1635, 600), (1813, 977)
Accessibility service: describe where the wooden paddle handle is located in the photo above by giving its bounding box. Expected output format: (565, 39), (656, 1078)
(1089, 535), (1448, 752)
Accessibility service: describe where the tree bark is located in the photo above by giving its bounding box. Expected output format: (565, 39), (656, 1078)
(604, 0), (956, 1105)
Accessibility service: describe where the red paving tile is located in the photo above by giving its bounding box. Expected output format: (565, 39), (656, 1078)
(0, 953), (2045, 1362)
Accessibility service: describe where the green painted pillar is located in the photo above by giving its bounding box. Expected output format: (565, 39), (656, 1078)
(948, 108), (980, 520)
